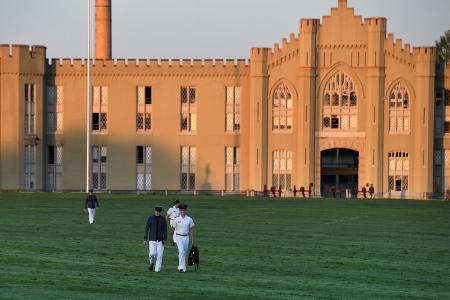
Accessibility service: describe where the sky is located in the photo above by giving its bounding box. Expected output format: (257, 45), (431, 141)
(0, 0), (449, 60)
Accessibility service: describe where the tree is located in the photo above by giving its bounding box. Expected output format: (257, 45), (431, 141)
(436, 30), (450, 62)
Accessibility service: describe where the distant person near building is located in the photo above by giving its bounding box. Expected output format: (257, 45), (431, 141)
(84, 189), (99, 225)
(369, 184), (375, 199)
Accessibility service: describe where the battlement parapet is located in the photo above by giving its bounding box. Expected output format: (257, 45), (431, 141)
(0, 44), (46, 74)
(267, 33), (299, 70)
(413, 47), (437, 63)
(364, 17), (387, 32)
(300, 19), (320, 33)
(46, 57), (250, 77)
(0, 44), (46, 59)
(384, 33), (415, 68)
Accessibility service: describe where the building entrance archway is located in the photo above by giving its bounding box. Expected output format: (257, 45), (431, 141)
(321, 148), (359, 197)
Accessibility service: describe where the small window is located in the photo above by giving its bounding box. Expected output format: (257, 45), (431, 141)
(137, 146), (144, 164)
(180, 87), (197, 133)
(331, 116), (339, 128)
(145, 87), (152, 105)
(181, 114), (188, 130)
(92, 113), (100, 131)
(395, 178), (402, 191)
(48, 146), (55, 165)
(445, 121), (450, 134)
(101, 147), (107, 163)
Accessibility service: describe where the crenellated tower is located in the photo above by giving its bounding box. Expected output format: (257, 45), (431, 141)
(365, 16), (387, 194)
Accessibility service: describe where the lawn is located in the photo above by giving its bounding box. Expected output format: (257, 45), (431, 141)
(0, 193), (449, 299)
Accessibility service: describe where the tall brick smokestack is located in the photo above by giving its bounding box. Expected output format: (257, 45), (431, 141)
(95, 0), (112, 60)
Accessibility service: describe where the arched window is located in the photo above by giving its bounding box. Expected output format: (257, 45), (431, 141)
(322, 71), (358, 130)
(272, 150), (293, 190)
(389, 82), (410, 133)
(272, 83), (293, 132)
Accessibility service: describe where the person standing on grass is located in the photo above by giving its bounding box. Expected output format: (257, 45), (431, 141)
(369, 184), (375, 199)
(362, 185), (367, 198)
(166, 200), (181, 245)
(170, 204), (195, 273)
(84, 189), (99, 224)
(144, 205), (167, 272)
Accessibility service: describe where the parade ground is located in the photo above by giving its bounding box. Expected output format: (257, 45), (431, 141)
(0, 193), (449, 299)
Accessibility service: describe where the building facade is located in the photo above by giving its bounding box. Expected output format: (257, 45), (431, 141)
(1, 0), (449, 198)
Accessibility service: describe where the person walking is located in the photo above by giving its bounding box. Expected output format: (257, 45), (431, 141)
(84, 189), (99, 224)
(144, 205), (167, 272)
(170, 204), (195, 273)
(166, 200), (181, 245)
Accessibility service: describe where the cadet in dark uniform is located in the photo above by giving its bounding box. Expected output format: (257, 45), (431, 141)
(362, 185), (367, 198)
(84, 189), (99, 224)
(144, 205), (167, 272)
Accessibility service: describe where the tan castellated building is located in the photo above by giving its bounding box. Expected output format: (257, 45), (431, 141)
(1, 0), (449, 198)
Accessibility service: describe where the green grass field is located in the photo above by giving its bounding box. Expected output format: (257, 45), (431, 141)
(0, 193), (449, 299)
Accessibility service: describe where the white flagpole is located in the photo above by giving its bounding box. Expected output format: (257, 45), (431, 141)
(86, 0), (91, 193)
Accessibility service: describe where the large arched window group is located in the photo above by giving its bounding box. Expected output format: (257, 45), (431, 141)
(389, 82), (410, 133)
(272, 83), (293, 132)
(322, 71), (358, 130)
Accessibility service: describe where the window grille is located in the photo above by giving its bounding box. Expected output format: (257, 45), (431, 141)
(137, 86), (152, 132)
(388, 82), (410, 133)
(388, 152), (409, 192)
(92, 145), (107, 190)
(272, 83), (293, 132)
(46, 86), (64, 133)
(225, 87), (241, 132)
(435, 150), (442, 166)
(24, 145), (36, 190)
(137, 146), (152, 190)
(322, 71), (358, 130)
(47, 145), (63, 191)
(180, 146), (196, 190)
(24, 84), (36, 134)
(181, 87), (197, 133)
(225, 146), (240, 191)
(272, 150), (293, 190)
(92, 86), (108, 132)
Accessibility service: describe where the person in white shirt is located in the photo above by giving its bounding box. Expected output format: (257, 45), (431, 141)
(166, 200), (181, 245)
(170, 204), (195, 273)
